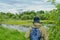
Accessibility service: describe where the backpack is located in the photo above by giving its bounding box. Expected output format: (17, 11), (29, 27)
(30, 28), (41, 40)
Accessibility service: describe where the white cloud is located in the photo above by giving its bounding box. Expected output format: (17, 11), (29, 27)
(13, 3), (28, 8)
(0, 2), (18, 13)
(0, 9), (18, 14)
(7, 9), (18, 13)
(0, 3), (12, 8)
(56, 0), (60, 3)
(0, 0), (57, 13)
(23, 5), (55, 11)
(32, 1), (43, 4)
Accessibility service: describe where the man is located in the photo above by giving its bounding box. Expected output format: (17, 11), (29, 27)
(25, 16), (48, 40)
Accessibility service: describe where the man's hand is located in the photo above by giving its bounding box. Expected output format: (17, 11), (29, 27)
(25, 29), (30, 39)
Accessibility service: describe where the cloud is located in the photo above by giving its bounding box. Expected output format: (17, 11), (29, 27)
(0, 2), (18, 13)
(31, 0), (53, 5)
(32, 1), (44, 5)
(0, 3), (10, 6)
(56, 0), (60, 3)
(23, 5), (55, 11)
(0, 0), (56, 13)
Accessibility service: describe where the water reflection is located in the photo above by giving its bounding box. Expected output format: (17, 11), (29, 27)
(1, 24), (29, 32)
(1, 24), (55, 32)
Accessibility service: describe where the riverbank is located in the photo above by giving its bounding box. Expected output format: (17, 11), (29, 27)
(2, 20), (54, 25)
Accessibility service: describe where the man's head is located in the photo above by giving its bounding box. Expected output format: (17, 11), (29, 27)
(33, 16), (40, 23)
(33, 16), (41, 28)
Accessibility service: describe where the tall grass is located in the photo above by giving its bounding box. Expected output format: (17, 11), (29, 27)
(0, 26), (26, 40)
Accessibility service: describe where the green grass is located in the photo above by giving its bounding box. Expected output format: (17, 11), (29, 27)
(48, 26), (60, 40)
(0, 26), (26, 40)
(2, 20), (54, 25)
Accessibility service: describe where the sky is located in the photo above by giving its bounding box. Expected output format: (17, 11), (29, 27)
(0, 0), (60, 13)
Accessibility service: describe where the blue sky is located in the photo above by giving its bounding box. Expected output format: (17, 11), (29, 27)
(0, 0), (60, 13)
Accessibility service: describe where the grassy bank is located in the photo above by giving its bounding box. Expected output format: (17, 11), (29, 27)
(2, 20), (54, 25)
(0, 26), (26, 40)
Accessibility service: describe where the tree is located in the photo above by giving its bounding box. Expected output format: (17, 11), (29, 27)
(47, 0), (60, 40)
(37, 10), (44, 14)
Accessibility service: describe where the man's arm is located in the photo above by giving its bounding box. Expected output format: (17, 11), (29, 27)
(44, 29), (48, 40)
(25, 29), (30, 39)
(42, 27), (48, 40)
